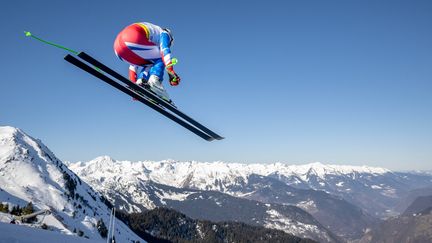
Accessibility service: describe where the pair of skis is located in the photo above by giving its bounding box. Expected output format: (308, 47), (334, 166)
(64, 52), (223, 141)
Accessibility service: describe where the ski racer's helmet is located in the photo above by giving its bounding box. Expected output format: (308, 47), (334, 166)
(163, 28), (174, 46)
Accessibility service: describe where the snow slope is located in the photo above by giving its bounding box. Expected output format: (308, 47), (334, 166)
(0, 126), (144, 243)
(0, 221), (103, 243)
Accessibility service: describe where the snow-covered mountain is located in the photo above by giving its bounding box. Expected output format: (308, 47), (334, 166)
(70, 157), (432, 218)
(0, 126), (144, 242)
(69, 156), (432, 241)
(67, 158), (385, 241)
(69, 158), (340, 242)
(69, 157), (392, 194)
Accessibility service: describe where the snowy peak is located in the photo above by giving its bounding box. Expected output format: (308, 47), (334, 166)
(70, 157), (391, 192)
(0, 126), (54, 167)
(270, 162), (391, 180)
(0, 126), (68, 210)
(72, 155), (150, 182)
(0, 126), (144, 242)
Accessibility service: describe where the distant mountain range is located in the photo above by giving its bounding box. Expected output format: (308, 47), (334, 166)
(69, 156), (432, 241)
(69, 158), (341, 242)
(69, 156), (432, 218)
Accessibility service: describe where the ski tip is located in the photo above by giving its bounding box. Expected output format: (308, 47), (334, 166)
(24, 31), (31, 37)
(64, 54), (72, 59)
(207, 135), (224, 141)
(209, 133), (224, 140)
(77, 52), (89, 58)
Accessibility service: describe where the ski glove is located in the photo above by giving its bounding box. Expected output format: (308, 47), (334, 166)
(169, 72), (181, 86)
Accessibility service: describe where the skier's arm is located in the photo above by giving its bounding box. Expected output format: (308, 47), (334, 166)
(160, 32), (180, 86)
(160, 32), (173, 71)
(129, 65), (138, 83)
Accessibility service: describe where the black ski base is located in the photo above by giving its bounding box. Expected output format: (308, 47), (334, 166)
(64, 52), (224, 141)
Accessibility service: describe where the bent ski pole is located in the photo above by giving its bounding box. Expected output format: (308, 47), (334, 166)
(25, 31), (100, 71)
(24, 31), (79, 55)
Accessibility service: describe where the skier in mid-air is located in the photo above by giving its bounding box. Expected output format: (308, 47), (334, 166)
(113, 22), (180, 103)
(25, 26), (223, 140)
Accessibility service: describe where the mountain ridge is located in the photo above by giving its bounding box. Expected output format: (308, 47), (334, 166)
(69, 155), (432, 241)
(0, 126), (144, 242)
(70, 156), (432, 216)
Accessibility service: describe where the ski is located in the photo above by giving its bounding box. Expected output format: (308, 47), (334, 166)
(76, 52), (224, 141)
(64, 54), (218, 141)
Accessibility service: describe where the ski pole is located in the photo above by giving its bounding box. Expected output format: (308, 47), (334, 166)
(25, 31), (101, 71)
(24, 31), (79, 55)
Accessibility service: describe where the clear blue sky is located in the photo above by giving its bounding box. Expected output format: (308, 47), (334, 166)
(1, 0), (431, 170)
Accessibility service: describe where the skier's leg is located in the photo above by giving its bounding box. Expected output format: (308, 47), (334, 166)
(149, 60), (165, 81)
(147, 60), (172, 102)
(137, 66), (151, 83)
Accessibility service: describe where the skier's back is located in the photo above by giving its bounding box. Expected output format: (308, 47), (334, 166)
(114, 22), (180, 103)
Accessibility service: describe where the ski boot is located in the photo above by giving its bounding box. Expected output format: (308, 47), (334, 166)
(146, 75), (176, 107)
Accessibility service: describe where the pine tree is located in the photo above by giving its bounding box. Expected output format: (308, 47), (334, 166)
(11, 205), (22, 216)
(97, 218), (108, 238)
(22, 202), (34, 215)
(4, 204), (9, 213)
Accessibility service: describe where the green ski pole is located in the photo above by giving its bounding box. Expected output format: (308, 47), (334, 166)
(24, 31), (102, 71)
(24, 31), (79, 55)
